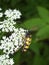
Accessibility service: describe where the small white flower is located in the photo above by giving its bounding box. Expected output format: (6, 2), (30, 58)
(0, 25), (3, 29)
(0, 13), (3, 17)
(2, 36), (6, 40)
(4, 9), (12, 17)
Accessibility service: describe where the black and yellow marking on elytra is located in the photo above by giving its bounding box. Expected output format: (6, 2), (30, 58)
(22, 32), (32, 52)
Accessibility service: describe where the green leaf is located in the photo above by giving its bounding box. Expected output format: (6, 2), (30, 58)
(36, 25), (49, 40)
(37, 6), (49, 20)
(20, 18), (46, 30)
(37, 6), (49, 24)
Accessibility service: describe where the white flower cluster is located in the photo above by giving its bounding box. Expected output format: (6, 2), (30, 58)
(0, 8), (27, 65)
(0, 19), (16, 32)
(0, 54), (14, 65)
(0, 8), (21, 32)
(4, 9), (21, 20)
(0, 28), (27, 55)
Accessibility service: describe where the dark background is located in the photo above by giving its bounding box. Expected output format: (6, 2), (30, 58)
(0, 0), (49, 65)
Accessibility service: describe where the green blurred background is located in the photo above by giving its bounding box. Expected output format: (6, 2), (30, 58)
(0, 0), (49, 65)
